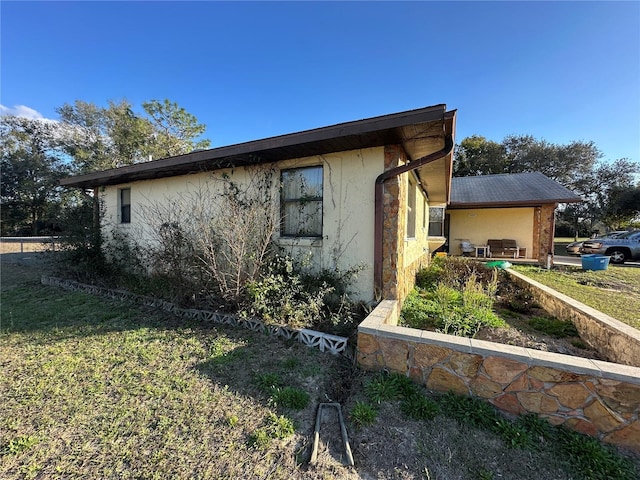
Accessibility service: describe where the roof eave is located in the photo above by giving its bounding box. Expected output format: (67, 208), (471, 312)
(60, 104), (450, 189)
(448, 197), (583, 209)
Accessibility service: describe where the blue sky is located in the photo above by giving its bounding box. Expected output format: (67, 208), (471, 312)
(2, 1), (639, 163)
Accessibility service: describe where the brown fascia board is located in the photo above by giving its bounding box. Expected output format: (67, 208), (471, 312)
(443, 111), (456, 204)
(60, 104), (448, 189)
(448, 198), (583, 209)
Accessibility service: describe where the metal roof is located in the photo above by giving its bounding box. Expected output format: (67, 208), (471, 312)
(449, 172), (583, 207)
(60, 104), (454, 189)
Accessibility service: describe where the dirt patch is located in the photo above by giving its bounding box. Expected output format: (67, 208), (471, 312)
(476, 306), (604, 360)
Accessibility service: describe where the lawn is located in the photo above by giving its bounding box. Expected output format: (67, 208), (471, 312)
(512, 264), (640, 329)
(2, 259), (638, 479)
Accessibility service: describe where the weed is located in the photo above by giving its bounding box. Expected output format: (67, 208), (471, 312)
(390, 373), (421, 398)
(282, 357), (300, 369)
(515, 413), (556, 442)
(527, 316), (579, 338)
(401, 266), (505, 338)
(400, 394), (440, 420)
(264, 412), (295, 439)
(365, 374), (401, 403)
(400, 289), (440, 329)
(556, 427), (638, 480)
(439, 392), (501, 430)
(476, 468), (495, 480)
(269, 386), (310, 410)
(248, 429), (272, 449)
(227, 415), (239, 427)
(2, 435), (39, 455)
(248, 413), (295, 449)
(493, 419), (535, 449)
(254, 372), (283, 392)
(499, 282), (536, 313)
(350, 401), (378, 428)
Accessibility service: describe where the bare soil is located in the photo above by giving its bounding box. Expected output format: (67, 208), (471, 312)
(476, 305), (604, 360)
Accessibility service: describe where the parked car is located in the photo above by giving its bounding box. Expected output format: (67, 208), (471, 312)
(565, 231), (627, 256)
(581, 231), (640, 264)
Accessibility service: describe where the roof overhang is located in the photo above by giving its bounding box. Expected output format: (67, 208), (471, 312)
(61, 104), (455, 189)
(448, 197), (583, 209)
(413, 111), (456, 204)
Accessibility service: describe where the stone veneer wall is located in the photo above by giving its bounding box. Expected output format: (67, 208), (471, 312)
(507, 269), (640, 367)
(381, 145), (408, 301)
(381, 144), (430, 303)
(357, 300), (640, 452)
(534, 204), (556, 264)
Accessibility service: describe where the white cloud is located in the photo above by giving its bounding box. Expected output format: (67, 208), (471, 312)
(0, 104), (46, 120)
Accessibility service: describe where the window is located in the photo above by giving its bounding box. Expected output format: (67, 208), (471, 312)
(120, 188), (131, 224)
(428, 207), (445, 236)
(407, 177), (416, 238)
(281, 166), (323, 237)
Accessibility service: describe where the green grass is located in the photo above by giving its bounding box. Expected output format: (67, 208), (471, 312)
(527, 315), (580, 338)
(349, 401), (377, 428)
(0, 264), (343, 479)
(512, 264), (640, 329)
(2, 261), (639, 480)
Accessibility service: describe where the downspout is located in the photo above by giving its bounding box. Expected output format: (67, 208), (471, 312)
(373, 134), (454, 298)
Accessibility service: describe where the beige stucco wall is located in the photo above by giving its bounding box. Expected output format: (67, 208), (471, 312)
(100, 147), (385, 301)
(402, 174), (434, 268)
(448, 207), (534, 258)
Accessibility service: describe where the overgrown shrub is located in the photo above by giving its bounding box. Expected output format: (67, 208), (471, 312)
(498, 282), (536, 313)
(401, 268), (505, 337)
(54, 168), (364, 335)
(243, 254), (362, 334)
(425, 256), (501, 290)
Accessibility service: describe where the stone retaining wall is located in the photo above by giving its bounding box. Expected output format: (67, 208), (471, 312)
(507, 269), (640, 367)
(357, 300), (640, 452)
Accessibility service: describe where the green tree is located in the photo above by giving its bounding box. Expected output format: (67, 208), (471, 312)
(600, 184), (640, 229)
(454, 135), (506, 176)
(142, 99), (210, 158)
(454, 133), (638, 235)
(57, 98), (211, 173)
(0, 116), (70, 235)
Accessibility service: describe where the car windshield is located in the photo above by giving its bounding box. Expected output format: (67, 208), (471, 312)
(616, 231), (638, 239)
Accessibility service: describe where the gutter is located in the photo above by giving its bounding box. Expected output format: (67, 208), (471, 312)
(373, 133), (455, 298)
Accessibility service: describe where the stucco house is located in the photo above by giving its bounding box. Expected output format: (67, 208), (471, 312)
(61, 104), (457, 304)
(446, 172), (582, 262)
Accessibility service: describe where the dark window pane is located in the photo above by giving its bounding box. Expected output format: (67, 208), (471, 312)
(281, 166), (323, 237)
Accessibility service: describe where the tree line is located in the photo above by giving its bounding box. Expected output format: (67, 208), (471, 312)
(1, 99), (210, 235)
(1, 101), (638, 237)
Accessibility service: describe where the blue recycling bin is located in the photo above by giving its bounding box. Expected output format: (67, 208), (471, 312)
(581, 254), (610, 271)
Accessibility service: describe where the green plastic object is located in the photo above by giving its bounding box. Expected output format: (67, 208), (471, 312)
(486, 260), (512, 269)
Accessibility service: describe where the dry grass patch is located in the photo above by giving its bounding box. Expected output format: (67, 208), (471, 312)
(2, 261), (639, 480)
(0, 263), (356, 479)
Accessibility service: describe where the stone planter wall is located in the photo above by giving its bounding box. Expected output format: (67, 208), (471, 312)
(507, 269), (640, 367)
(357, 300), (640, 452)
